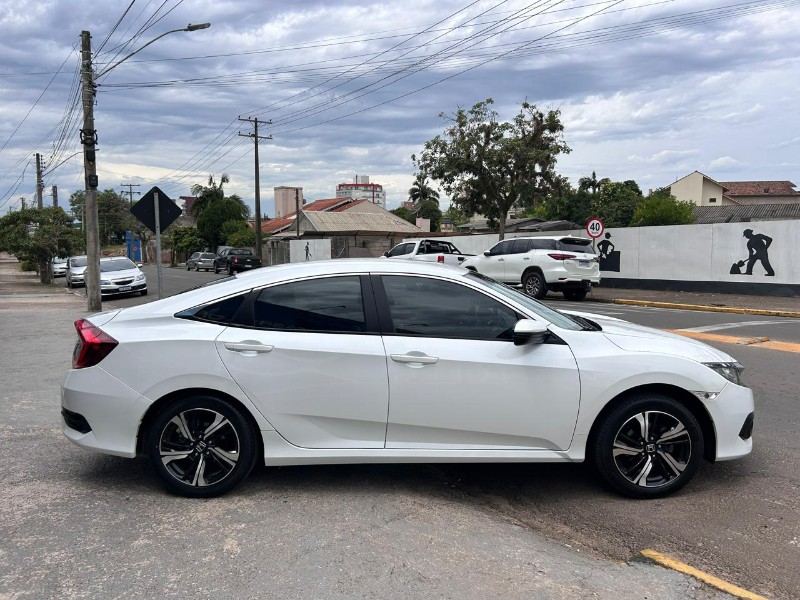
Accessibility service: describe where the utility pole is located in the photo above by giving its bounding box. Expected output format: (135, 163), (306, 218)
(35, 153), (43, 208)
(121, 182), (140, 207)
(21, 197), (26, 210)
(52, 185), (59, 208)
(80, 30), (101, 311)
(295, 187), (300, 239)
(238, 116), (271, 260)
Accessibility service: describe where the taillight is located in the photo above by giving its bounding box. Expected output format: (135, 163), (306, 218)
(547, 253), (576, 261)
(234, 256), (239, 263)
(437, 255), (444, 263)
(72, 319), (118, 369)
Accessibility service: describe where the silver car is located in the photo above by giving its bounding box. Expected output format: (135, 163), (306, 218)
(187, 252), (216, 272)
(99, 257), (147, 297)
(66, 256), (88, 288)
(51, 257), (68, 277)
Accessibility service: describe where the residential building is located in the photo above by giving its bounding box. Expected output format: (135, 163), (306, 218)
(274, 186), (304, 218)
(669, 171), (800, 206)
(336, 175), (386, 208)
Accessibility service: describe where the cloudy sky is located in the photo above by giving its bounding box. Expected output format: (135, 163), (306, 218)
(1, 0), (799, 217)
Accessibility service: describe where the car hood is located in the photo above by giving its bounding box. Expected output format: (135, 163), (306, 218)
(101, 268), (143, 279)
(70, 266), (87, 274)
(563, 310), (736, 364)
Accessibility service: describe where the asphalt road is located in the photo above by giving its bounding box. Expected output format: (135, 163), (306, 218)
(12, 266), (800, 598)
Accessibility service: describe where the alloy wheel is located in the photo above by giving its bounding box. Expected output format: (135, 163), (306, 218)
(612, 410), (691, 488)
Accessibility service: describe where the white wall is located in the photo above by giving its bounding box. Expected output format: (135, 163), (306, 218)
(412, 219), (800, 288)
(289, 239), (331, 263)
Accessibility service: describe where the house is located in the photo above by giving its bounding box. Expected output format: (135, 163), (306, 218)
(669, 171), (800, 206)
(259, 197), (369, 235)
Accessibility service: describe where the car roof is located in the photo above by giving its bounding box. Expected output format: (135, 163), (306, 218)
(506, 235), (591, 241)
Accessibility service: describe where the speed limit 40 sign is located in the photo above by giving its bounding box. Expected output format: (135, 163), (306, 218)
(586, 217), (604, 239)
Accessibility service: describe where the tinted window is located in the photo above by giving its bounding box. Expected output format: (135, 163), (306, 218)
(558, 238), (595, 255)
(531, 239), (557, 250)
(381, 276), (519, 340)
(70, 257), (88, 267)
(510, 239), (533, 254)
(230, 249), (252, 255)
(177, 294), (247, 325)
(200, 253), (216, 259)
(253, 276), (366, 333)
(388, 243), (412, 257)
(487, 240), (513, 256)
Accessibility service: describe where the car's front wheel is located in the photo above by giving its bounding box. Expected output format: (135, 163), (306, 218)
(145, 395), (258, 498)
(523, 271), (547, 299)
(213, 265), (219, 274)
(590, 394), (704, 498)
(228, 264), (234, 276)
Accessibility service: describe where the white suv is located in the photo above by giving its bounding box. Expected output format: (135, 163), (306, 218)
(461, 236), (600, 300)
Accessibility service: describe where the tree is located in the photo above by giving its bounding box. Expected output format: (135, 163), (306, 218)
(414, 98), (570, 239)
(70, 189), (134, 245)
(414, 199), (442, 231)
(190, 174), (250, 250)
(591, 180), (643, 227)
(390, 206), (415, 224)
(632, 188), (696, 226)
(0, 207), (82, 283)
(442, 205), (470, 228)
(408, 172), (440, 204)
(578, 171), (611, 195)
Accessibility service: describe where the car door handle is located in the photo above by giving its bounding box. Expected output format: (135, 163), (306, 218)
(523, 257), (529, 260)
(390, 353), (439, 365)
(224, 342), (274, 354)
(498, 258), (504, 262)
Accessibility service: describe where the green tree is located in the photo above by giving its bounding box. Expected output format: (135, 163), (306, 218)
(190, 175), (250, 250)
(414, 199), (442, 231)
(591, 180), (643, 227)
(442, 205), (470, 228)
(390, 207), (415, 224)
(227, 226), (257, 248)
(578, 171), (611, 195)
(632, 188), (696, 226)
(414, 98), (570, 239)
(0, 206), (82, 283)
(69, 189), (134, 245)
(408, 172), (440, 204)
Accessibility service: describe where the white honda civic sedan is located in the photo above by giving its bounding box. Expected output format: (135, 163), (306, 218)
(61, 259), (754, 498)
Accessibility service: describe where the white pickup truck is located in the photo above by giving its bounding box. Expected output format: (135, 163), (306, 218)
(383, 239), (473, 265)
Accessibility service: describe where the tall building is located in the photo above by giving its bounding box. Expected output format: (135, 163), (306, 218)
(336, 175), (385, 208)
(274, 186), (304, 218)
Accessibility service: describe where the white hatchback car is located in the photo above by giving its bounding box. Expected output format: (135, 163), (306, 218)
(461, 236), (601, 300)
(61, 259), (753, 498)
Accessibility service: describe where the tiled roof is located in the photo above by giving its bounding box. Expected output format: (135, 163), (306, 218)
(717, 181), (799, 196)
(261, 197), (365, 233)
(300, 211), (422, 233)
(694, 203), (800, 224)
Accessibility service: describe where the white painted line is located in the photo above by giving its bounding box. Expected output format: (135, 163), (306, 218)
(679, 320), (793, 333)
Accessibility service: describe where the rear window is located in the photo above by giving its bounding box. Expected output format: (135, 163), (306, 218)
(558, 238), (595, 255)
(200, 253), (216, 259)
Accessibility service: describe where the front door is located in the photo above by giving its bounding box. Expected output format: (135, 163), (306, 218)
(378, 275), (580, 450)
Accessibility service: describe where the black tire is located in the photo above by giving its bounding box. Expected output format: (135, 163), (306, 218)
(213, 264), (219, 274)
(523, 271), (547, 299)
(145, 395), (258, 498)
(563, 289), (587, 301)
(590, 394), (704, 499)
(140, 288), (148, 296)
(228, 264), (234, 276)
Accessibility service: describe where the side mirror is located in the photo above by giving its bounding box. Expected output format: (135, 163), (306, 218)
(513, 319), (550, 346)
(483, 250), (491, 256)
(383, 252), (389, 257)
(137, 263), (143, 268)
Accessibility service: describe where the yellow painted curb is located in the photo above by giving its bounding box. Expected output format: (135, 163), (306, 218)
(669, 330), (800, 354)
(599, 298), (800, 319)
(637, 549), (768, 600)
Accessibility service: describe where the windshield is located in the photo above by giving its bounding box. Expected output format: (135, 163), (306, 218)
(69, 257), (87, 267)
(200, 253), (216, 259)
(100, 258), (137, 272)
(465, 271), (585, 331)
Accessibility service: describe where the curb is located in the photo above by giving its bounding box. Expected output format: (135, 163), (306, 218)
(634, 549), (767, 600)
(589, 298), (800, 319)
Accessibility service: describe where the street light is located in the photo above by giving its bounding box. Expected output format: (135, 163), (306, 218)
(80, 23), (211, 311)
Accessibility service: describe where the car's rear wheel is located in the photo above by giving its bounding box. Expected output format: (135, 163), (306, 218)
(145, 395), (258, 498)
(563, 289), (587, 301)
(590, 394), (703, 498)
(523, 271), (547, 299)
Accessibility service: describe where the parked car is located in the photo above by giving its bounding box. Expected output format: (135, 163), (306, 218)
(187, 252), (217, 272)
(461, 236), (600, 300)
(383, 239), (473, 265)
(214, 248), (261, 274)
(99, 257), (147, 297)
(51, 257), (68, 277)
(65, 255), (88, 288)
(62, 259), (753, 499)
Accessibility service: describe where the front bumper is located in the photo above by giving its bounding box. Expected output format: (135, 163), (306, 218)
(100, 282), (147, 296)
(703, 382), (754, 461)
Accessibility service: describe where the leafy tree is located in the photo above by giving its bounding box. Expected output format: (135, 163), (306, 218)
(578, 171), (611, 195)
(591, 180), (643, 227)
(190, 174), (250, 250)
(632, 188), (696, 226)
(408, 172), (440, 204)
(172, 226), (205, 254)
(442, 205), (470, 228)
(69, 189), (135, 245)
(390, 206), (415, 224)
(414, 98), (570, 239)
(0, 207), (82, 283)
(227, 226), (257, 248)
(414, 199), (442, 231)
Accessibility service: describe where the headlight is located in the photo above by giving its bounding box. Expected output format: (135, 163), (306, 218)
(135, 274), (145, 281)
(703, 362), (744, 385)
(100, 279), (111, 285)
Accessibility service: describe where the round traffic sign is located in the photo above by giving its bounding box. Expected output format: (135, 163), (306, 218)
(586, 217), (604, 239)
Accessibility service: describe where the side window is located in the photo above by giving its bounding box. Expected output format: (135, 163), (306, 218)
(510, 239), (532, 254)
(388, 243), (411, 257)
(488, 240), (513, 256)
(531, 239), (557, 250)
(381, 276), (519, 340)
(253, 276), (367, 333)
(176, 294), (247, 325)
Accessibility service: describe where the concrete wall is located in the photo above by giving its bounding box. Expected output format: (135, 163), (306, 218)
(289, 239), (331, 263)
(415, 219), (800, 296)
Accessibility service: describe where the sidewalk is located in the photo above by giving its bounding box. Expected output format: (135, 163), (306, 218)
(2, 252), (797, 317)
